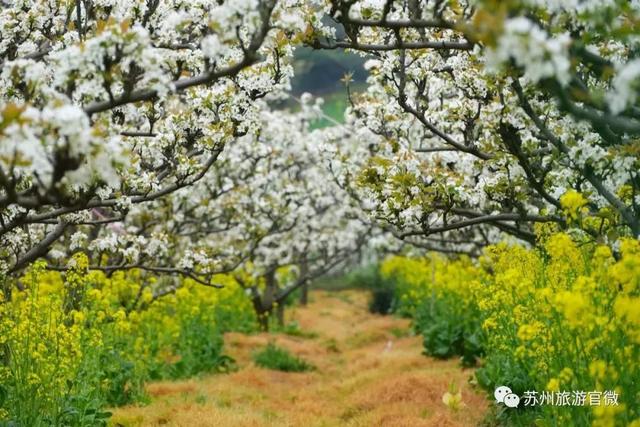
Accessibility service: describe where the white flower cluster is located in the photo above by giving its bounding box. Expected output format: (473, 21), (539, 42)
(607, 59), (640, 114)
(0, 0), (309, 275)
(0, 101), (127, 190)
(486, 17), (572, 85)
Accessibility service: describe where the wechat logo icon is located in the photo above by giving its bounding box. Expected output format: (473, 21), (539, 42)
(495, 386), (520, 408)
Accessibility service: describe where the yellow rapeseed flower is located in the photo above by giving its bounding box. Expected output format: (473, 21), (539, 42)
(546, 378), (560, 391)
(560, 190), (589, 221)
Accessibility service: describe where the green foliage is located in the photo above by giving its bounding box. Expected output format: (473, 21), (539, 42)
(380, 255), (486, 366)
(368, 287), (395, 315)
(0, 262), (257, 425)
(414, 298), (484, 367)
(252, 343), (315, 372)
(344, 264), (397, 314)
(149, 318), (235, 380)
(96, 345), (148, 406)
(280, 287), (303, 308)
(342, 264), (379, 288)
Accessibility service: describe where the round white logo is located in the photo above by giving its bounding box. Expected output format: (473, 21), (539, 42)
(494, 385), (512, 403)
(504, 393), (520, 408)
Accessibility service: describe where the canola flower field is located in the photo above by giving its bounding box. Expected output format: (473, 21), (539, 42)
(1, 230), (638, 426)
(383, 232), (640, 427)
(0, 256), (255, 425)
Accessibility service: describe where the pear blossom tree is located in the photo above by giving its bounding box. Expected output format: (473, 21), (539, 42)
(0, 0), (317, 280)
(218, 104), (375, 328)
(305, 0), (640, 249)
(0, 0), (380, 311)
(42, 96), (377, 328)
(3, 0), (638, 296)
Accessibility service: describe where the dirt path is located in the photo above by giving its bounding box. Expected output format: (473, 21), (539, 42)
(111, 290), (488, 426)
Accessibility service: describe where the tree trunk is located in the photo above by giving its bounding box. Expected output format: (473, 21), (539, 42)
(298, 257), (309, 306)
(1, 278), (12, 367)
(263, 269), (277, 311)
(250, 286), (271, 332)
(276, 302), (285, 327)
(254, 268), (279, 332)
(258, 311), (270, 332)
(299, 281), (308, 306)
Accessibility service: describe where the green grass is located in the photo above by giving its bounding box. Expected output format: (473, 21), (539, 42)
(273, 321), (319, 339)
(389, 327), (412, 338)
(312, 274), (356, 291)
(252, 343), (315, 372)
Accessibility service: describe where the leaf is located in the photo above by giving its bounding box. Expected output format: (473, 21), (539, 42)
(96, 411), (113, 420)
(0, 103), (25, 131)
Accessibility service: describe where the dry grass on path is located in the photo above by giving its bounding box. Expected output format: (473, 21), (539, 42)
(110, 290), (488, 427)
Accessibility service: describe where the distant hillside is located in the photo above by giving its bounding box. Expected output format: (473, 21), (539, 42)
(287, 48), (368, 127)
(290, 47), (368, 95)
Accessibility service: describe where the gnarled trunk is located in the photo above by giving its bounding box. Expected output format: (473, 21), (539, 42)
(298, 257), (309, 306)
(251, 268), (279, 332)
(298, 281), (308, 306)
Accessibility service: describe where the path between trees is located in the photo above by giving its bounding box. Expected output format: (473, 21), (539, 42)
(111, 290), (488, 426)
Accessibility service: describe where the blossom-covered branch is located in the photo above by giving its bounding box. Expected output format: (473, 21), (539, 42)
(309, 0), (640, 247)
